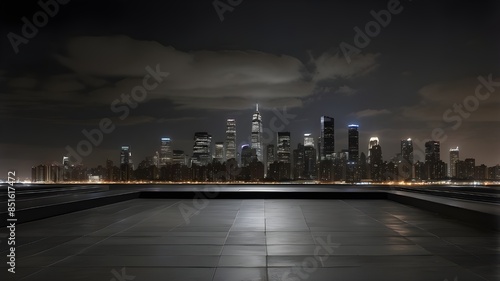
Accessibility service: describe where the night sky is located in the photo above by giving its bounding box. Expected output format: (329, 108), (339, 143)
(1, 0), (499, 179)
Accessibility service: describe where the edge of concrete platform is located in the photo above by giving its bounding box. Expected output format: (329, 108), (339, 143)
(0, 191), (140, 227)
(1, 189), (498, 231)
(387, 192), (500, 231)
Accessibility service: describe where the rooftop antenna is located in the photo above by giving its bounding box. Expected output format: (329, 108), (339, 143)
(256, 103), (259, 112)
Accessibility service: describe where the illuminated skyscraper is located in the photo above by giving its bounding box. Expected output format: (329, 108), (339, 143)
(62, 156), (69, 166)
(120, 145), (132, 181)
(302, 133), (317, 179)
(192, 132), (212, 166)
(266, 144), (275, 167)
(273, 132), (292, 180)
(399, 138), (413, 180)
(153, 151), (159, 167)
(225, 118), (236, 161)
(214, 142), (224, 163)
(173, 150), (188, 166)
(320, 116), (335, 160)
(277, 132), (291, 163)
(120, 146), (131, 165)
(62, 156), (70, 181)
(367, 137), (379, 164)
(369, 144), (383, 181)
(401, 138), (413, 164)
(348, 124), (359, 164)
(159, 137), (172, 167)
(251, 104), (263, 162)
(449, 147), (459, 178)
(304, 133), (314, 148)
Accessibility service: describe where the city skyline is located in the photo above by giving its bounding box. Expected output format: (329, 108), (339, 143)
(23, 110), (500, 182)
(1, 0), (499, 178)
(4, 106), (500, 179)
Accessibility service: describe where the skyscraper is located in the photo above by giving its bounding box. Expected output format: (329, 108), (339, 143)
(251, 104), (263, 162)
(173, 150), (188, 166)
(348, 124), (359, 164)
(120, 145), (132, 181)
(367, 137), (379, 163)
(292, 142), (316, 180)
(277, 132), (291, 163)
(425, 141), (440, 162)
(425, 140), (445, 179)
(320, 116), (335, 160)
(62, 156), (70, 181)
(304, 133), (314, 148)
(225, 118), (236, 161)
(293, 143), (305, 179)
(159, 137), (172, 167)
(303, 134), (317, 179)
(401, 138), (413, 164)
(120, 146), (131, 165)
(449, 147), (459, 178)
(272, 132), (292, 180)
(399, 138), (413, 180)
(369, 144), (383, 181)
(106, 159), (114, 181)
(214, 142), (224, 163)
(192, 132), (212, 166)
(304, 145), (317, 179)
(464, 158), (475, 179)
(153, 151), (159, 167)
(266, 144), (276, 170)
(241, 144), (254, 167)
(62, 156), (69, 166)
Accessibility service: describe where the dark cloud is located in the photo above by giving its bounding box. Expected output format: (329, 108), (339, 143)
(402, 76), (500, 123)
(353, 109), (391, 119)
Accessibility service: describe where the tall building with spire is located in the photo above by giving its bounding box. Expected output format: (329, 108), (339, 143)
(225, 118), (236, 161)
(251, 104), (263, 162)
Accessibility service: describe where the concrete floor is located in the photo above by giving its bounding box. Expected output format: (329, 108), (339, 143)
(1, 199), (498, 281)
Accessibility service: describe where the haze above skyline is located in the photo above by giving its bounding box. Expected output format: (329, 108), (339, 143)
(1, 0), (499, 178)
